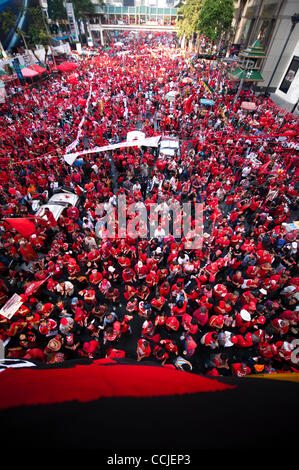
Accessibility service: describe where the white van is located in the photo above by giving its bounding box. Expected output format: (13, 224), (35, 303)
(158, 137), (180, 160)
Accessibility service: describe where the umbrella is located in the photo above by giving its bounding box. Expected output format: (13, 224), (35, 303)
(200, 99), (215, 106)
(241, 101), (256, 111)
(56, 62), (78, 72)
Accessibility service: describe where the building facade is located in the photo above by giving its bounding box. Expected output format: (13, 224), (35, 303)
(233, 0), (299, 112)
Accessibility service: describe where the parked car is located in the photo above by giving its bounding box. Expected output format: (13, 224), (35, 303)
(158, 137), (180, 160)
(36, 187), (80, 221)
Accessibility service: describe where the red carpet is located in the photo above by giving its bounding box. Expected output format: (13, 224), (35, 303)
(0, 361), (235, 409)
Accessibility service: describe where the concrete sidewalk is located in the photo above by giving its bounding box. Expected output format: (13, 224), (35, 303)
(269, 92), (298, 115)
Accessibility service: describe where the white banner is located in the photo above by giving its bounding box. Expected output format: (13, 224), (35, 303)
(65, 72), (95, 154)
(0, 294), (23, 320)
(64, 136), (161, 165)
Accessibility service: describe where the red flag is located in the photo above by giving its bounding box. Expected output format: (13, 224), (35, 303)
(25, 279), (46, 297)
(184, 94), (194, 114)
(3, 218), (36, 239)
(258, 161), (271, 174)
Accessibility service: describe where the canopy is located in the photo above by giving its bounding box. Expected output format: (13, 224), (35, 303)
(56, 62), (78, 72)
(31, 64), (47, 74)
(200, 99), (215, 106)
(241, 101), (256, 111)
(21, 67), (39, 78)
(229, 67), (264, 82)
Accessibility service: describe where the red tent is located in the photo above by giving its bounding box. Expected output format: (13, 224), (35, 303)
(31, 64), (47, 74)
(21, 67), (39, 78)
(56, 62), (78, 72)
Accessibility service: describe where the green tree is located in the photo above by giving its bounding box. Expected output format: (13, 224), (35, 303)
(198, 0), (234, 42)
(47, 0), (67, 22)
(26, 6), (53, 63)
(0, 8), (29, 51)
(177, 0), (204, 41)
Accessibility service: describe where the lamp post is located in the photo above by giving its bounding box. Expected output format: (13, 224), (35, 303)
(263, 13), (299, 96)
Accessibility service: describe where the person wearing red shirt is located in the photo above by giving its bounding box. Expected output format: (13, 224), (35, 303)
(137, 338), (151, 362)
(67, 204), (79, 221)
(122, 268), (136, 284)
(88, 248), (101, 264)
(182, 314), (198, 335)
(160, 339), (178, 356)
(145, 270), (159, 288)
(153, 342), (169, 364)
(19, 240), (39, 263)
(171, 292), (188, 317)
(231, 362), (251, 377)
(235, 309), (252, 333)
(165, 316), (180, 332)
(43, 207), (58, 229)
(151, 295), (166, 312)
(200, 331), (219, 349)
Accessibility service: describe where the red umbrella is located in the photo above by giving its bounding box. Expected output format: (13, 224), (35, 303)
(56, 62), (78, 72)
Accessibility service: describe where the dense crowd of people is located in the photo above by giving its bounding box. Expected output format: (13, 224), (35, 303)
(0, 31), (298, 377)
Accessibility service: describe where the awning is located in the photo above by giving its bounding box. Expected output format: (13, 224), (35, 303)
(56, 62), (78, 72)
(31, 64), (47, 74)
(229, 67), (264, 82)
(21, 67), (39, 78)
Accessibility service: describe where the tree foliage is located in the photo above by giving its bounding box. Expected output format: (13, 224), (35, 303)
(47, 0), (67, 22)
(176, 0), (234, 41)
(177, 0), (204, 40)
(198, 0), (234, 41)
(72, 0), (95, 20)
(26, 6), (51, 49)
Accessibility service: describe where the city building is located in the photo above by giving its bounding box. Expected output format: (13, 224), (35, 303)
(233, 0), (299, 112)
